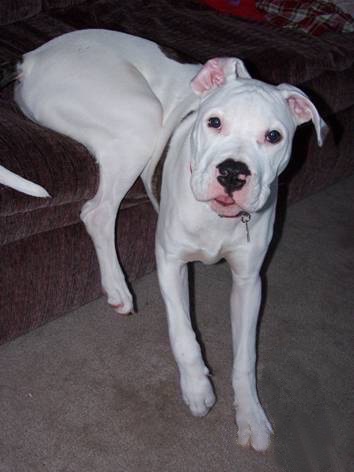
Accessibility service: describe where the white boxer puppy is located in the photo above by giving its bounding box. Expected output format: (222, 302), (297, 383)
(0, 30), (326, 451)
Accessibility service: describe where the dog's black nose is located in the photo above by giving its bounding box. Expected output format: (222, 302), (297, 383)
(217, 159), (251, 194)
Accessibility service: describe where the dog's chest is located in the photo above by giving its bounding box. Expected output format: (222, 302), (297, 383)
(178, 246), (224, 265)
(167, 212), (244, 264)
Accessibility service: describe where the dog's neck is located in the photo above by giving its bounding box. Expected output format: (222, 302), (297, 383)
(151, 110), (197, 205)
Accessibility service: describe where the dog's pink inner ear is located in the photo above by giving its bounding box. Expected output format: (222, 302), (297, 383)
(191, 58), (226, 95)
(284, 91), (327, 146)
(287, 96), (313, 124)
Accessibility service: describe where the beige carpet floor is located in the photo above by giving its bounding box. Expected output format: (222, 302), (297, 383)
(0, 176), (353, 472)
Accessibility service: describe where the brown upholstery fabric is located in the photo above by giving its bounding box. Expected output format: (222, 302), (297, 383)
(280, 106), (354, 203)
(0, 223), (101, 341)
(0, 0), (41, 26)
(0, 179), (151, 246)
(0, 0), (88, 26)
(0, 12), (73, 63)
(300, 65), (354, 115)
(0, 202), (157, 342)
(43, 0), (88, 10)
(0, 99), (99, 216)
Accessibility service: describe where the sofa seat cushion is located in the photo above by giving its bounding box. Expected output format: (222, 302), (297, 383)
(0, 97), (151, 244)
(0, 98), (99, 217)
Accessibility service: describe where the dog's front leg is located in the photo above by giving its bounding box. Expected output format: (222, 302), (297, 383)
(226, 252), (273, 451)
(156, 246), (216, 416)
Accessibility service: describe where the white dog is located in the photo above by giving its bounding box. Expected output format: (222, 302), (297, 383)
(0, 30), (326, 451)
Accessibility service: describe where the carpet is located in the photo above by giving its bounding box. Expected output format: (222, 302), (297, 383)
(0, 176), (353, 472)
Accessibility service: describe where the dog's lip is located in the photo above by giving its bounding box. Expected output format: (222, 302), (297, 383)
(214, 195), (235, 207)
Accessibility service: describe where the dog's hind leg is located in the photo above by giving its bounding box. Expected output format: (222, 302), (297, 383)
(81, 167), (131, 314)
(81, 144), (149, 315)
(81, 102), (161, 314)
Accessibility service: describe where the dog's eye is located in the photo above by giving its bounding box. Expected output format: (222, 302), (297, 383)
(208, 117), (222, 129)
(265, 130), (282, 144)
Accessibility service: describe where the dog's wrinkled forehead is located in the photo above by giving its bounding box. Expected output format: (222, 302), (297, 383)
(197, 79), (288, 124)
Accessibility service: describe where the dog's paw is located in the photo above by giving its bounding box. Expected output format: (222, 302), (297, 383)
(109, 301), (134, 315)
(236, 403), (273, 452)
(104, 283), (134, 315)
(181, 373), (216, 417)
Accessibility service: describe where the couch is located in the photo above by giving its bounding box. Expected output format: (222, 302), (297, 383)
(0, 0), (353, 344)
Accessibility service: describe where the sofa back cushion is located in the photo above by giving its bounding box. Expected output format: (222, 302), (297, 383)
(43, 0), (88, 10)
(0, 0), (41, 25)
(0, 0), (88, 25)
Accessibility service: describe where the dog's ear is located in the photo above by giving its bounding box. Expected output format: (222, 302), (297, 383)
(278, 84), (328, 146)
(191, 57), (250, 96)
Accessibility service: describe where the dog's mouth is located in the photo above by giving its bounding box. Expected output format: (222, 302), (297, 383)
(209, 194), (245, 217)
(213, 195), (235, 207)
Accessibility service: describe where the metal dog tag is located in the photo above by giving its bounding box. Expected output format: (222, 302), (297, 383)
(240, 211), (251, 243)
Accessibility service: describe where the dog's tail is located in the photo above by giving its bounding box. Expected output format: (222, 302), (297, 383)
(0, 59), (50, 197)
(0, 165), (50, 197)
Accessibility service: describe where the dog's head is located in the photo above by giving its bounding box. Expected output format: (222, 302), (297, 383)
(188, 58), (327, 217)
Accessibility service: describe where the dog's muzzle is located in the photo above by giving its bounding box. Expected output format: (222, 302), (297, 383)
(216, 159), (251, 195)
